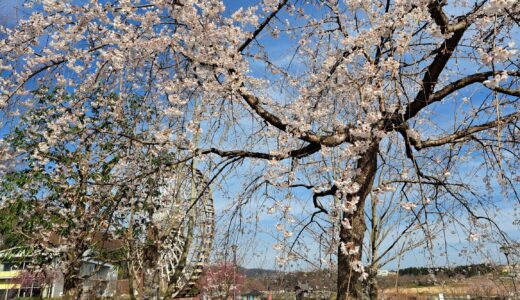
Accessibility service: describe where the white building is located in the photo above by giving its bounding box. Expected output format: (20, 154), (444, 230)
(0, 247), (118, 299)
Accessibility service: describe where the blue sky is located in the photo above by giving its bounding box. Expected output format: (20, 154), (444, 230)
(0, 0), (23, 26)
(1, 0), (519, 273)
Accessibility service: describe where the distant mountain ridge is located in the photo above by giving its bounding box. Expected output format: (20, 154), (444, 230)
(238, 267), (279, 277)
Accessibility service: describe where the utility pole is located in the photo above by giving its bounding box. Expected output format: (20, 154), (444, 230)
(231, 245), (237, 300)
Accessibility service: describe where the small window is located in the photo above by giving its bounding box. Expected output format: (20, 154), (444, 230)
(1, 262), (14, 271)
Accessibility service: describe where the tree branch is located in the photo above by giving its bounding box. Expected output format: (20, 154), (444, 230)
(202, 142), (321, 160)
(237, 0), (289, 53)
(409, 111), (520, 150)
(239, 89), (352, 146)
(431, 71), (520, 103)
(493, 86), (520, 97)
(404, 27), (468, 120)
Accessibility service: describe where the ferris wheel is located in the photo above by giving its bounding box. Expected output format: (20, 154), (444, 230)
(147, 166), (215, 298)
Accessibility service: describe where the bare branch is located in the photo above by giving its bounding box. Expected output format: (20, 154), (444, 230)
(410, 111), (520, 150)
(202, 142), (321, 160)
(237, 0), (289, 53)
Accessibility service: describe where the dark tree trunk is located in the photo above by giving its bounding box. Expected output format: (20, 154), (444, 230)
(337, 143), (378, 300)
(63, 258), (83, 300)
(142, 226), (161, 300)
(63, 287), (80, 300)
(367, 271), (379, 300)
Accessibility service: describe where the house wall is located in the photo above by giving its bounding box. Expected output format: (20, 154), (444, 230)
(80, 262), (118, 298)
(48, 272), (64, 298)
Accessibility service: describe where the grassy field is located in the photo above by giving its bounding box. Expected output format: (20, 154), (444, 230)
(263, 275), (518, 300)
(380, 275), (518, 299)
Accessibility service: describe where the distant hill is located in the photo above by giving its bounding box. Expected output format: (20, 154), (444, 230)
(237, 267), (337, 291)
(239, 267), (280, 278)
(239, 263), (499, 279)
(398, 263), (496, 277)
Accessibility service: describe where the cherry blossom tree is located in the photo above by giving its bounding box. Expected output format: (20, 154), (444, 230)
(0, 87), (209, 299)
(197, 262), (245, 300)
(0, 88), (163, 298)
(1, 0), (519, 299)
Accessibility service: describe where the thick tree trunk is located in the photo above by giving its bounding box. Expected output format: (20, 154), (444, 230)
(142, 226), (161, 300)
(337, 144), (378, 300)
(63, 255), (84, 300)
(63, 287), (80, 300)
(367, 272), (379, 300)
(63, 275), (82, 300)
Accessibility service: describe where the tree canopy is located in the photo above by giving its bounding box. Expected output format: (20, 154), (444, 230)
(0, 0), (519, 299)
